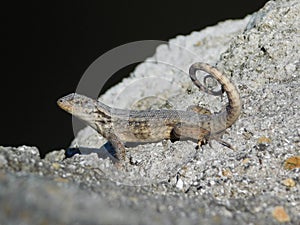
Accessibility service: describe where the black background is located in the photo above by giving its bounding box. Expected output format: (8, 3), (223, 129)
(3, 1), (268, 157)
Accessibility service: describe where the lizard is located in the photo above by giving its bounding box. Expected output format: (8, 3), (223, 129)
(57, 62), (242, 161)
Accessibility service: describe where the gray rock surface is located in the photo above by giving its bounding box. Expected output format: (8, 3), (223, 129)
(1, 0), (300, 224)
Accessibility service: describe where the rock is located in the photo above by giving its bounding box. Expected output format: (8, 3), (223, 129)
(1, 0), (300, 224)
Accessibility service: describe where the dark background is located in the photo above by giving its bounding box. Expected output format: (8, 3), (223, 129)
(3, 1), (268, 157)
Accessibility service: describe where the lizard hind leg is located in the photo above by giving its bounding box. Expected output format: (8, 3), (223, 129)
(187, 105), (235, 150)
(172, 123), (211, 149)
(187, 105), (212, 149)
(187, 105), (212, 115)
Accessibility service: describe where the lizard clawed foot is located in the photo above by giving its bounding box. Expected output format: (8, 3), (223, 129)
(209, 136), (236, 150)
(196, 138), (209, 149)
(197, 136), (235, 150)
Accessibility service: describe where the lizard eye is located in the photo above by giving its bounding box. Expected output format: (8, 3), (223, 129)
(57, 98), (65, 105)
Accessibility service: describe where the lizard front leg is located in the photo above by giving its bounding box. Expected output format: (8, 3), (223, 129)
(106, 132), (127, 161)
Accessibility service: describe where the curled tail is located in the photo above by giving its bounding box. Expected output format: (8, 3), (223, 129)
(189, 62), (241, 129)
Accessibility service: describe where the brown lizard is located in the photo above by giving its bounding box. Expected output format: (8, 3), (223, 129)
(57, 62), (241, 161)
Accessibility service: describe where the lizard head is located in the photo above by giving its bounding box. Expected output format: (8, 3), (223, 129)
(57, 93), (102, 130)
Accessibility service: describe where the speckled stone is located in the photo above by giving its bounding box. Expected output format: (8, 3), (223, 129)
(1, 0), (300, 224)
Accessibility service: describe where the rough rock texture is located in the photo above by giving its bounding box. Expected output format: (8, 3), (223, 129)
(1, 0), (300, 224)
